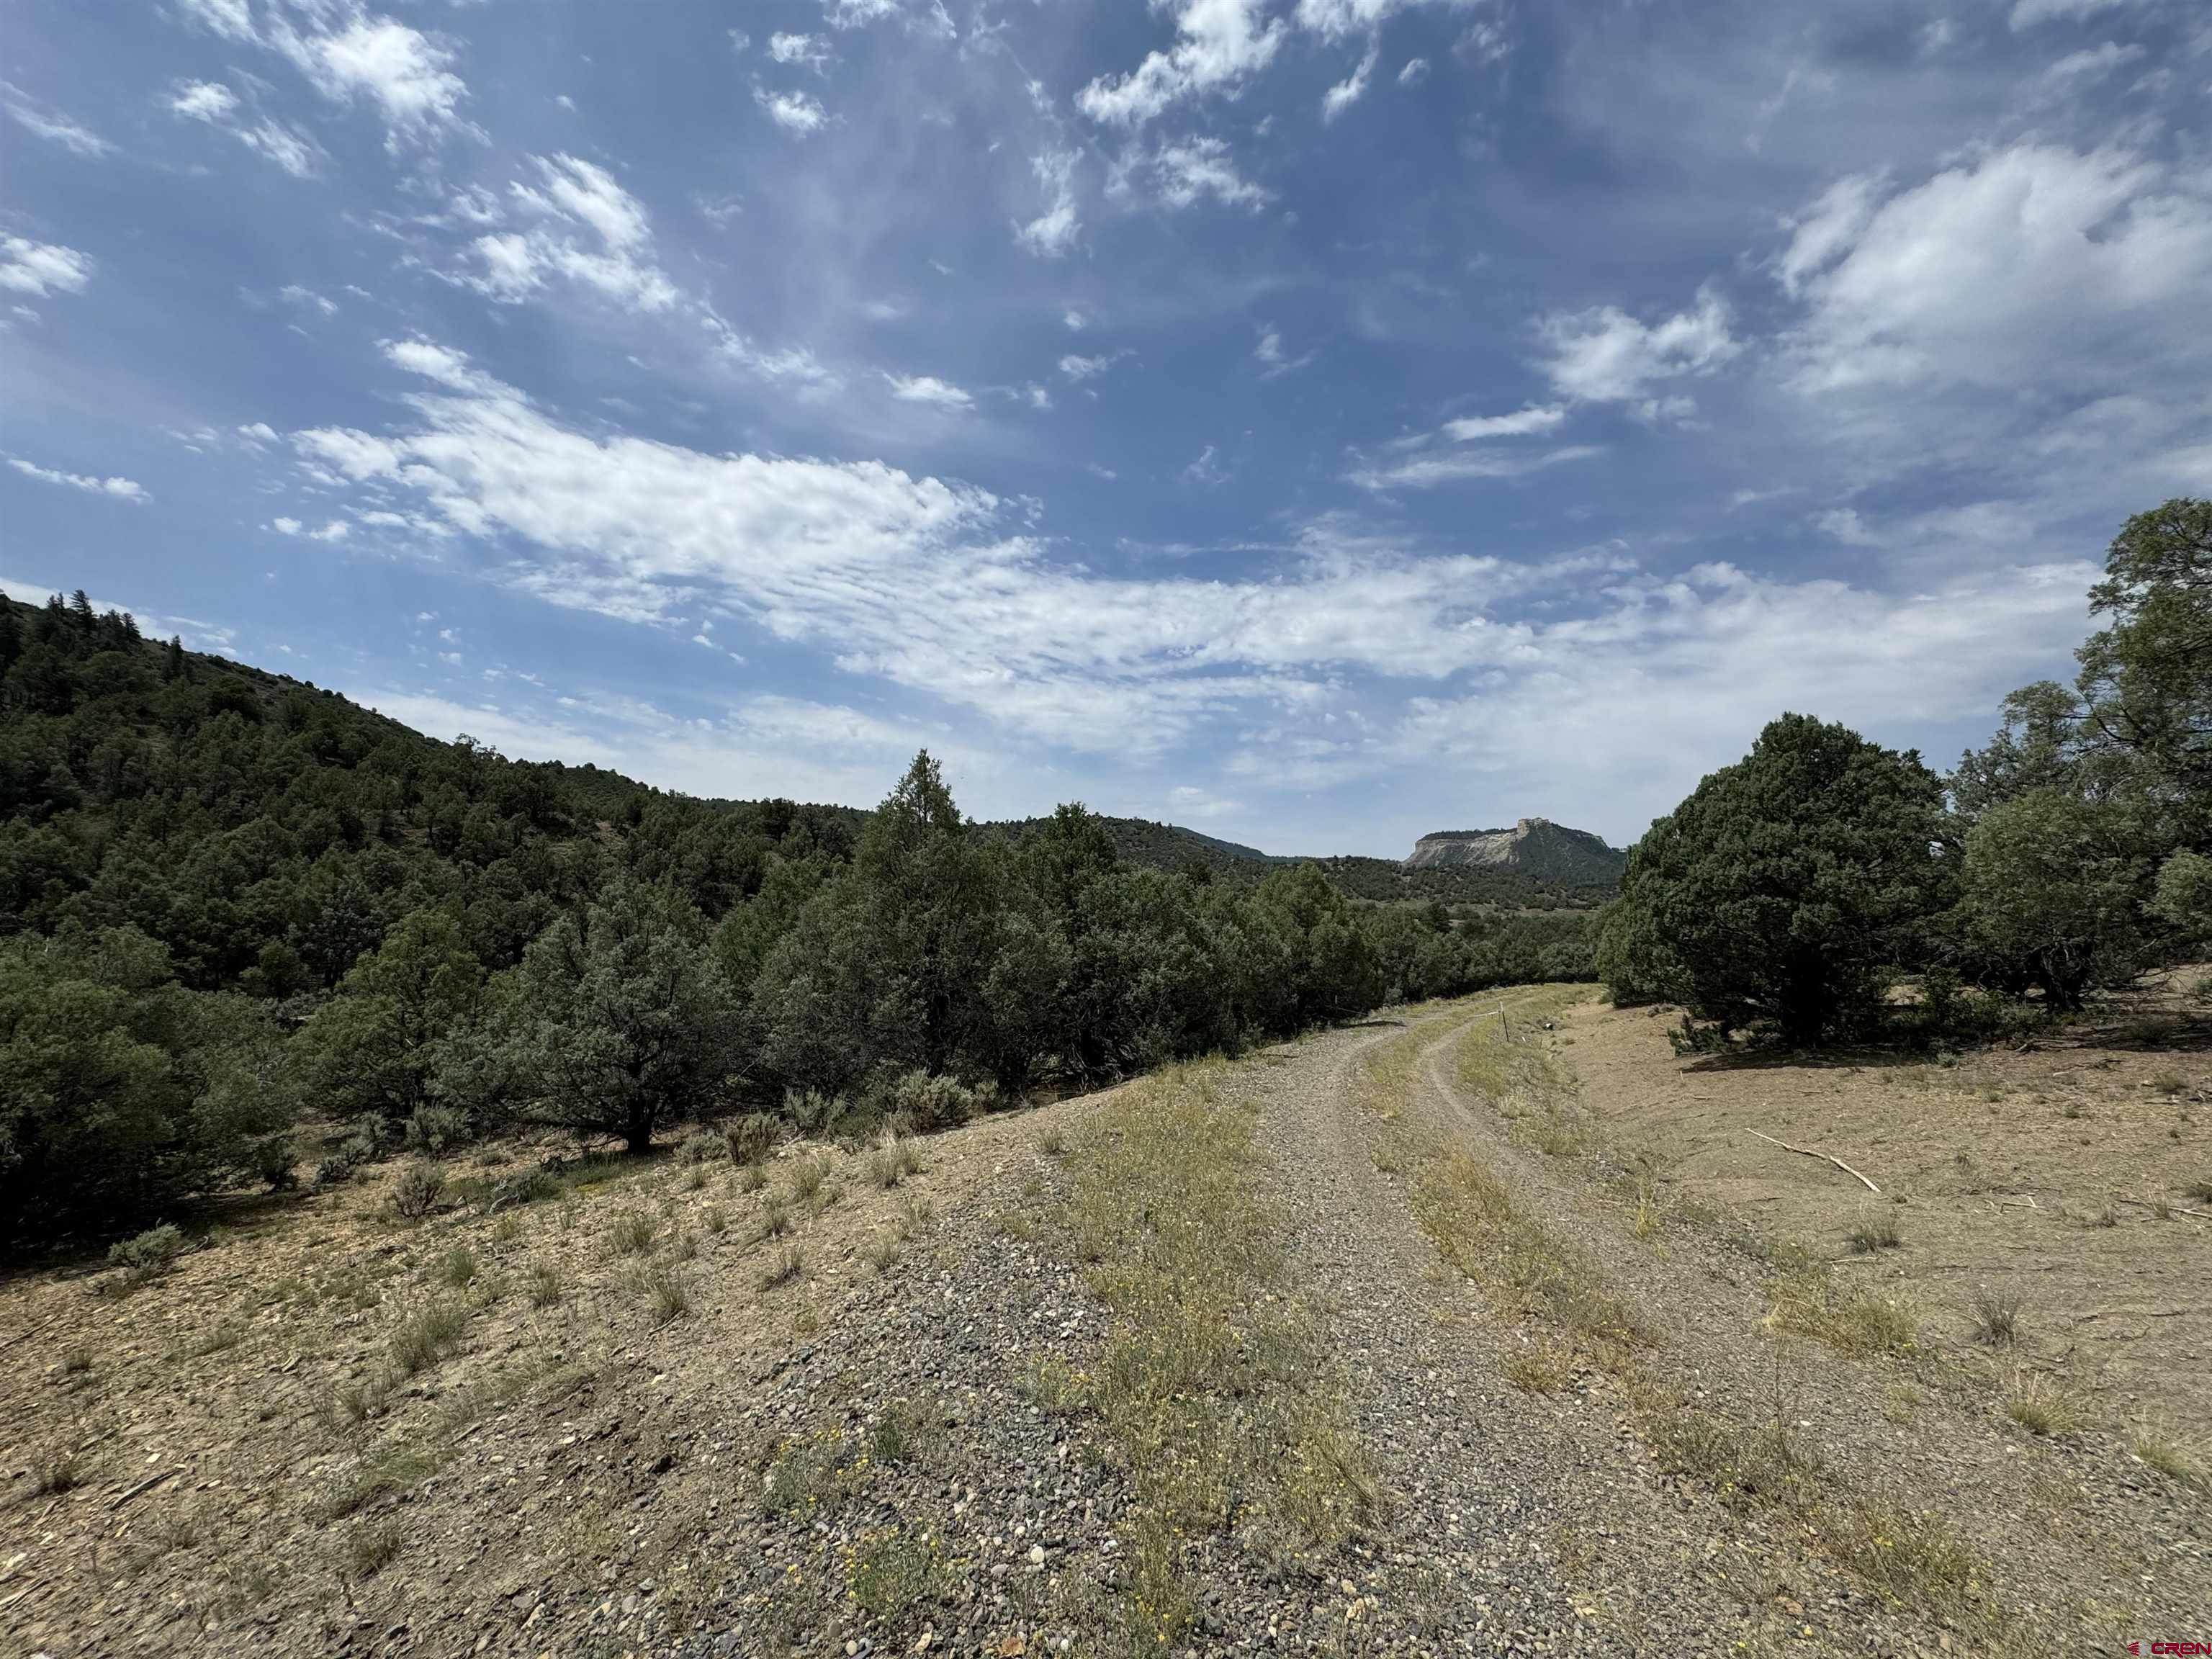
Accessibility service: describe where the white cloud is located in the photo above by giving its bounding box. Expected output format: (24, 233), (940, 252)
(2039, 41), (2145, 86)
(462, 154), (679, 313)
(267, 514), (349, 540)
(1064, 308), (1087, 331)
(9, 457), (148, 501)
(279, 340), (2100, 771)
(822, 0), (905, 26)
(1295, 0), (1484, 37)
(754, 86), (827, 134)
(1348, 443), (1600, 490)
(1076, 0), (1286, 127)
(1025, 383), (1053, 410)
(1537, 287), (1739, 403)
(1015, 149), (1082, 257)
(883, 372), (974, 410)
(0, 237), (93, 297)
(3, 84), (112, 156)
(1058, 351), (1120, 381)
(168, 79), (241, 122)
(1321, 42), (1379, 122)
(1778, 144), (2212, 395)
(1151, 136), (1269, 211)
(238, 422), (280, 445)
(279, 283), (337, 316)
(1441, 405), (1567, 441)
(2008, 0), (2139, 27)
(1184, 444), (1226, 485)
(165, 76), (324, 176)
(1398, 56), (1429, 85)
(768, 31), (835, 71)
(175, 0), (474, 150)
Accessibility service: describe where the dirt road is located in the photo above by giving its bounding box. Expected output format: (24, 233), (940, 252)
(12, 994), (2203, 1657)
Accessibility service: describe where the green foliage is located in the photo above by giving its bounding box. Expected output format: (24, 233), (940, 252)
(1609, 715), (1951, 1046)
(475, 875), (748, 1151)
(1957, 790), (2157, 1009)
(297, 909), (485, 1127)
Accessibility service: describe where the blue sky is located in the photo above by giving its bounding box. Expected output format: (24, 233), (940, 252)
(4, 0), (2208, 852)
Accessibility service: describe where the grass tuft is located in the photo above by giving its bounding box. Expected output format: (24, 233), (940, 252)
(1846, 1206), (1902, 1253)
(1969, 1287), (2018, 1346)
(608, 1210), (657, 1256)
(2003, 1370), (2087, 1440)
(758, 1244), (806, 1290)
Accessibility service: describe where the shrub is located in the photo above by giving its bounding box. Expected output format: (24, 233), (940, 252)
(434, 1245), (478, 1290)
(390, 1162), (445, 1220)
(491, 1167), (558, 1208)
(679, 1131), (723, 1165)
(723, 1113), (780, 1166)
(754, 1197), (793, 1241)
(403, 1105), (471, 1156)
(107, 1223), (186, 1287)
(878, 1069), (993, 1133)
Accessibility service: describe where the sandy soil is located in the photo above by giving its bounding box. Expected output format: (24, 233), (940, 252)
(1561, 978), (2212, 1433)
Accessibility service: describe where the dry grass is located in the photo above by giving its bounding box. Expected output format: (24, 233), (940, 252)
(1846, 1206), (1903, 1254)
(1970, 1287), (2018, 1346)
(1063, 1059), (1383, 1649)
(608, 1210), (657, 1256)
(1768, 1254), (1915, 1357)
(2003, 1370), (2087, 1440)
(757, 1244), (806, 1290)
(2128, 1416), (2206, 1486)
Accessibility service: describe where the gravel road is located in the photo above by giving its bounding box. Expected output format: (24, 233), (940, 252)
(572, 1001), (2201, 1658)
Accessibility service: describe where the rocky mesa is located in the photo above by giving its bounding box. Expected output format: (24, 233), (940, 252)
(1403, 818), (1626, 885)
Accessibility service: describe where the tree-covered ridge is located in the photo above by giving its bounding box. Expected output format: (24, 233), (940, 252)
(0, 592), (1593, 1246)
(1599, 499), (2212, 1046)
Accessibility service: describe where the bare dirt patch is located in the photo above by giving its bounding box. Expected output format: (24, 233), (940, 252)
(1563, 976), (2212, 1439)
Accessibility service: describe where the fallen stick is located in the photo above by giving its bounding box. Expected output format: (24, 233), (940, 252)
(1746, 1129), (1880, 1194)
(109, 1468), (178, 1511)
(2115, 1196), (2212, 1220)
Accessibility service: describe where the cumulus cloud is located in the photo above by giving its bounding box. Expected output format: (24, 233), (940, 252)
(1058, 351), (1123, 381)
(3, 84), (112, 157)
(754, 86), (827, 133)
(0, 237), (93, 297)
(1077, 0), (1285, 127)
(768, 31), (835, 71)
(462, 154), (679, 313)
(1537, 287), (1739, 404)
(1321, 42), (1379, 121)
(1150, 136), (1269, 211)
(8, 457), (148, 501)
(1777, 144), (2212, 396)
(174, 0), (476, 151)
(884, 372), (974, 410)
(1015, 149), (1082, 257)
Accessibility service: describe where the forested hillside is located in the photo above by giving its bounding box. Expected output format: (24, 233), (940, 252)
(0, 590), (1593, 1245)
